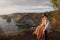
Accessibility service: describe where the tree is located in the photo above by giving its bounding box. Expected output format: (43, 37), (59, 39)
(51, 0), (60, 9)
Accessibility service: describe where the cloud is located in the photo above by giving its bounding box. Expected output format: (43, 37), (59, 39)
(11, 0), (51, 6)
(0, 0), (51, 7)
(0, 0), (54, 15)
(0, 6), (54, 15)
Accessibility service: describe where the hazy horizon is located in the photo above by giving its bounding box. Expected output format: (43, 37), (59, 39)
(0, 0), (55, 15)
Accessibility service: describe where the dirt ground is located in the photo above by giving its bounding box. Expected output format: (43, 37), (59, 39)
(0, 30), (60, 40)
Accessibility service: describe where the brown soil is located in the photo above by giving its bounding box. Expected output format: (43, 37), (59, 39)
(0, 31), (60, 40)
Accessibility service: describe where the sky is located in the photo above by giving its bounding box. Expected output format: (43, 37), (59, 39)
(0, 0), (55, 15)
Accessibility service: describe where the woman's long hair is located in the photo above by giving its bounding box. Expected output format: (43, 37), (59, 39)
(42, 13), (49, 20)
(42, 13), (48, 18)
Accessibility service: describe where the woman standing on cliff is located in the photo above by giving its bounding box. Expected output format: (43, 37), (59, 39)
(33, 13), (50, 40)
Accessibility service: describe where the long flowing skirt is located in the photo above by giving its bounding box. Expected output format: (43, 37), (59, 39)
(33, 25), (44, 40)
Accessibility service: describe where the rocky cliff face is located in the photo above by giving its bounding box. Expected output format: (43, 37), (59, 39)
(15, 13), (42, 30)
